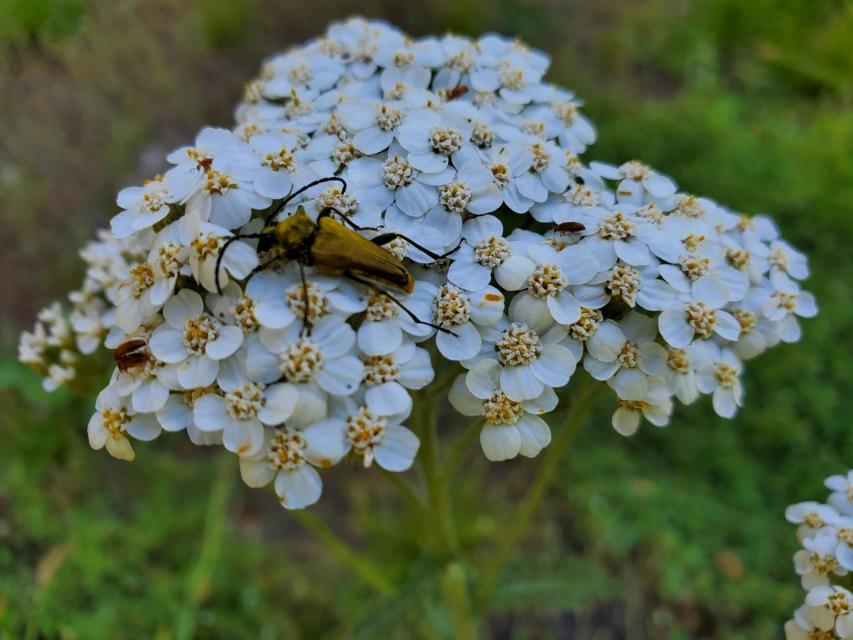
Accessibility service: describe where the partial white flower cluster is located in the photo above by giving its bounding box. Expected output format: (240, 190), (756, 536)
(18, 18), (815, 510)
(18, 228), (149, 391)
(785, 472), (853, 639)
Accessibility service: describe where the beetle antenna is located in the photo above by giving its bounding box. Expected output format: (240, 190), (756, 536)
(347, 274), (458, 337)
(263, 176), (348, 227)
(322, 210), (458, 260)
(215, 234), (263, 295)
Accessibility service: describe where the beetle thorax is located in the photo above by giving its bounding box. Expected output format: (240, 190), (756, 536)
(274, 210), (316, 252)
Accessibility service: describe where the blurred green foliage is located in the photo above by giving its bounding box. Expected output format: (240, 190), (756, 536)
(0, 0), (851, 637)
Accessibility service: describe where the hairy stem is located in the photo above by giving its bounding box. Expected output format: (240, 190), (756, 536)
(291, 509), (394, 596)
(474, 376), (600, 608)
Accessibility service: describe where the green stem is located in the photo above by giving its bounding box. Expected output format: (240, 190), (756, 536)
(474, 377), (600, 609)
(441, 562), (477, 639)
(417, 390), (458, 556)
(379, 467), (428, 518)
(446, 417), (484, 478)
(174, 453), (232, 640)
(291, 509), (393, 596)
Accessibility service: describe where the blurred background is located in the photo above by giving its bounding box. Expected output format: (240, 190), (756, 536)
(1, 0), (851, 637)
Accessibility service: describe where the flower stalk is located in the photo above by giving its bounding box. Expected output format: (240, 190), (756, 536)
(474, 375), (600, 608)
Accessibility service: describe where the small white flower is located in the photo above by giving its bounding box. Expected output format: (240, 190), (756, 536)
(156, 388), (222, 446)
(804, 585), (853, 637)
(448, 215), (534, 292)
(111, 175), (175, 238)
(763, 275), (819, 343)
(610, 376), (673, 436)
(512, 140), (570, 205)
(247, 315), (364, 396)
(795, 530), (848, 589)
(87, 385), (162, 461)
(449, 359), (556, 461)
(148, 289), (243, 389)
(360, 342), (433, 416)
(248, 132), (316, 199)
(194, 381), (299, 456)
(187, 222), (259, 293)
(489, 315), (577, 401)
(693, 342), (744, 418)
(786, 502), (842, 542)
(507, 241), (599, 332)
(590, 160), (677, 203)
(322, 398), (420, 470)
(582, 312), (669, 401)
(658, 287), (741, 349)
(826, 472), (853, 517)
(239, 423), (347, 510)
(407, 282), (504, 361)
(396, 102), (477, 173)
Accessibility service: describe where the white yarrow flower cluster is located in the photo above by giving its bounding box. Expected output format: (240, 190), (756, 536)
(785, 472), (853, 639)
(18, 18), (816, 508)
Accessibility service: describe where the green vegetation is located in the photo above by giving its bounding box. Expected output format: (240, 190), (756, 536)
(1, 0), (850, 637)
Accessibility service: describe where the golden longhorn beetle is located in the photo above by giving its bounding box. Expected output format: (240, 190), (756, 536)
(215, 177), (458, 334)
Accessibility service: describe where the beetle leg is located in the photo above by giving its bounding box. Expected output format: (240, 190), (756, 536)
(215, 233), (264, 295)
(346, 274), (458, 337)
(298, 261), (313, 338)
(264, 176), (348, 227)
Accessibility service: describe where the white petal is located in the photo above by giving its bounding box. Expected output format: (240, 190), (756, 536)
(149, 329), (187, 364)
(516, 414), (551, 458)
(275, 465), (323, 510)
(316, 355), (363, 396)
(223, 419), (264, 456)
(530, 344), (576, 388)
(132, 379), (169, 413)
(612, 407), (640, 436)
(500, 365), (544, 401)
(365, 381), (412, 416)
(449, 375), (485, 416)
(546, 290), (581, 325)
(157, 395), (192, 431)
(258, 383), (299, 425)
(587, 320), (625, 361)
(177, 355), (219, 389)
(193, 394), (227, 432)
(206, 325), (243, 360)
(436, 322), (482, 361)
(358, 320), (403, 356)
(375, 425), (420, 471)
(240, 459), (276, 488)
(610, 368), (649, 401)
(126, 413), (162, 441)
(658, 308), (693, 348)
(164, 289), (203, 327)
(466, 358), (501, 399)
(556, 245), (599, 284)
(480, 424), (522, 461)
